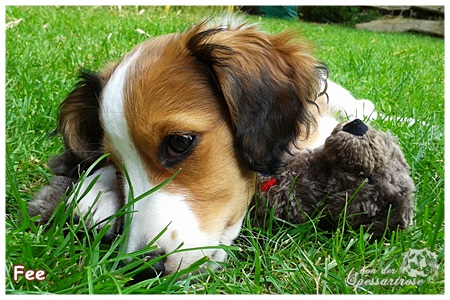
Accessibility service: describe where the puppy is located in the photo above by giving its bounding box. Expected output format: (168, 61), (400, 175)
(28, 18), (375, 277)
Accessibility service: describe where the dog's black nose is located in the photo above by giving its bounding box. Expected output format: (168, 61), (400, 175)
(129, 249), (166, 283)
(342, 119), (368, 136)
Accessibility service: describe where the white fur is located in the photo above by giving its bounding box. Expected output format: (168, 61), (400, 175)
(312, 115), (340, 149)
(129, 190), (224, 274)
(68, 164), (121, 228)
(326, 80), (377, 121)
(208, 13), (252, 30)
(326, 81), (426, 127)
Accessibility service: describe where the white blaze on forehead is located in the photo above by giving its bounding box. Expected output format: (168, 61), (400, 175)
(99, 48), (228, 273)
(100, 49), (156, 220)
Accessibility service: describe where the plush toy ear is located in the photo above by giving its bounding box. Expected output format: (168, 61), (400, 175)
(57, 66), (115, 173)
(186, 23), (323, 174)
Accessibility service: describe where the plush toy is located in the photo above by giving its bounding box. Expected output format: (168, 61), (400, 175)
(251, 119), (415, 236)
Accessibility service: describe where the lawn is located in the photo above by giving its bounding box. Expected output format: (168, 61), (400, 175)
(5, 6), (444, 294)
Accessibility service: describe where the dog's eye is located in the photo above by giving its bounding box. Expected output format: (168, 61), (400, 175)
(167, 135), (195, 157)
(159, 134), (198, 168)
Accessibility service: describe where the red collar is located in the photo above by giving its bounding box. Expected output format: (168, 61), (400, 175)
(259, 177), (277, 192)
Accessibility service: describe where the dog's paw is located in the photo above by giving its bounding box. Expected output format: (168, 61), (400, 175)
(68, 165), (123, 232)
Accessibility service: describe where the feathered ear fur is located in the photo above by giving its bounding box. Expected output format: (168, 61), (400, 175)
(185, 22), (322, 174)
(56, 65), (116, 175)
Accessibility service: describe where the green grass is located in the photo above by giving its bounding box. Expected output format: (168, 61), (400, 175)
(5, 6), (444, 294)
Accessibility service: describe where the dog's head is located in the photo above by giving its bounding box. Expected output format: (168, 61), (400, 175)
(57, 19), (322, 275)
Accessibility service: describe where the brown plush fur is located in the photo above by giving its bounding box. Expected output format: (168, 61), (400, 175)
(253, 119), (415, 235)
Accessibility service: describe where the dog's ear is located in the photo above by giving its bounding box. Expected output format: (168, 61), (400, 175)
(57, 67), (113, 171)
(186, 23), (323, 174)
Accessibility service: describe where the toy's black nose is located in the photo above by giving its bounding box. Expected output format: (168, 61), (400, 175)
(342, 119), (368, 136)
(129, 249), (166, 283)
